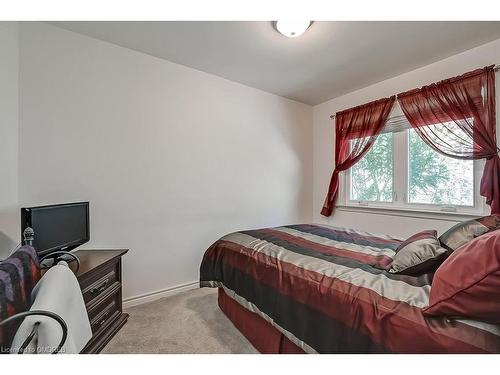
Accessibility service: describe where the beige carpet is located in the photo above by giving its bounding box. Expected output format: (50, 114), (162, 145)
(102, 287), (258, 354)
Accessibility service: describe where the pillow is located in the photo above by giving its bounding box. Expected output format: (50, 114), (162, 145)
(438, 214), (500, 252)
(0, 246), (41, 351)
(388, 230), (448, 275)
(424, 230), (500, 324)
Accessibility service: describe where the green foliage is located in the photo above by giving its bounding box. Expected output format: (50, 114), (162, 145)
(408, 130), (473, 206)
(351, 133), (393, 202)
(408, 131), (448, 203)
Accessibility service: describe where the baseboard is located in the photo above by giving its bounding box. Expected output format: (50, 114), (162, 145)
(123, 280), (199, 309)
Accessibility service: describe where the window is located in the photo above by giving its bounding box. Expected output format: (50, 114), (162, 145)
(350, 133), (393, 203)
(344, 117), (483, 214)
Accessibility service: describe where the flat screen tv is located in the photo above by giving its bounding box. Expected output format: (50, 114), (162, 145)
(21, 202), (90, 256)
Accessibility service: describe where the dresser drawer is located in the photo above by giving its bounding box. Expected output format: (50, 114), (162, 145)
(75, 249), (128, 354)
(88, 289), (121, 335)
(80, 261), (119, 306)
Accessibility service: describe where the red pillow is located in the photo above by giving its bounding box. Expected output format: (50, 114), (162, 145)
(424, 229), (500, 323)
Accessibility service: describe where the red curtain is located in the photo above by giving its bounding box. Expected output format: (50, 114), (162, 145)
(321, 96), (395, 217)
(398, 66), (499, 213)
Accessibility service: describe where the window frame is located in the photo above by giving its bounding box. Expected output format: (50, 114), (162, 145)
(342, 128), (486, 216)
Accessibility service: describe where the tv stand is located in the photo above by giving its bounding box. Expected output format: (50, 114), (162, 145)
(69, 249), (129, 354)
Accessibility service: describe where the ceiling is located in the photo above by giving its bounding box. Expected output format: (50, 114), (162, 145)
(49, 21), (500, 105)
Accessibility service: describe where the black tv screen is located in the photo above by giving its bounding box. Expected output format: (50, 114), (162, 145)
(21, 202), (90, 256)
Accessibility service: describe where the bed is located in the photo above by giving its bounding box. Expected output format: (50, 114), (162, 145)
(199, 224), (500, 353)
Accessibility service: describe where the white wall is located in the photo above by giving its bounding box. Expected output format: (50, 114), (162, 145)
(313, 38), (500, 238)
(18, 23), (313, 300)
(0, 22), (19, 257)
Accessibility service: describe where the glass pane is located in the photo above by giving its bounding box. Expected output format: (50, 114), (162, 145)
(408, 129), (473, 206)
(350, 133), (393, 202)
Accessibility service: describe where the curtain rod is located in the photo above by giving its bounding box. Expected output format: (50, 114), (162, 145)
(329, 64), (500, 119)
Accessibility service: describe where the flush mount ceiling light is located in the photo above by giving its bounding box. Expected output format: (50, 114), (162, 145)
(273, 21), (312, 38)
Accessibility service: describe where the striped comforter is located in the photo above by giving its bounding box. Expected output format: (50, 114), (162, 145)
(200, 224), (500, 353)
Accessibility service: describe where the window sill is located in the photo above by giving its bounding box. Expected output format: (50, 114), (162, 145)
(336, 204), (484, 222)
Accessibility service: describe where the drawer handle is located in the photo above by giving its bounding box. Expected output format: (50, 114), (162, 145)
(90, 279), (109, 295)
(93, 311), (110, 330)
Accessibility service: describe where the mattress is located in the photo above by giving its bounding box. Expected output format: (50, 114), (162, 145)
(200, 224), (500, 353)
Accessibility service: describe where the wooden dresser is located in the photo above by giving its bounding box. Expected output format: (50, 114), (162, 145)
(69, 249), (129, 354)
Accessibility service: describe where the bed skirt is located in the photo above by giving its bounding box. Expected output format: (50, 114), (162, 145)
(217, 287), (305, 354)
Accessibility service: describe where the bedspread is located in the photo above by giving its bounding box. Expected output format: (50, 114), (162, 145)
(200, 224), (500, 353)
